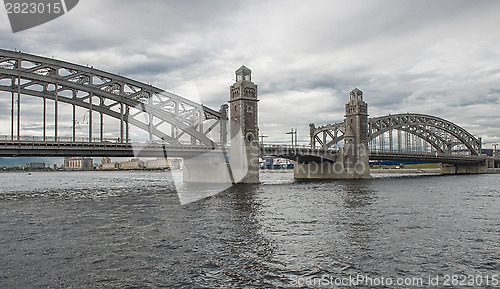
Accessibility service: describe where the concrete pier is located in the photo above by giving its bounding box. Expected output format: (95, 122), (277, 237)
(183, 158), (231, 183)
(441, 156), (494, 175)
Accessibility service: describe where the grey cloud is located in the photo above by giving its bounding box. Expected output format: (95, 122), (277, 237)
(488, 89), (500, 95)
(1, 0), (500, 145)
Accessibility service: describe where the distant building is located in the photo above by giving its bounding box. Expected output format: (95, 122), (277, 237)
(481, 149), (500, 157)
(145, 158), (182, 170)
(100, 157), (117, 170)
(28, 162), (45, 169)
(119, 158), (145, 170)
(64, 157), (93, 170)
(259, 157), (294, 170)
(101, 162), (119, 170)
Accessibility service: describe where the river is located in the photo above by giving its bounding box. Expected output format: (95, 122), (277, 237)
(0, 171), (499, 288)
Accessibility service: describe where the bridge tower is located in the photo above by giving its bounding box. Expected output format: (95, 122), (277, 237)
(343, 88), (370, 178)
(229, 66), (260, 183)
(294, 89), (371, 180)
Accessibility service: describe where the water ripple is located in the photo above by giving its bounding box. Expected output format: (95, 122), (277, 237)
(0, 172), (498, 288)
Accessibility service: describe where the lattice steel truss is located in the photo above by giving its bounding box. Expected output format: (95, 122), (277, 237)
(0, 49), (228, 146)
(310, 113), (482, 155)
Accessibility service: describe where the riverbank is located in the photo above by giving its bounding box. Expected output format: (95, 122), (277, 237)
(260, 169), (293, 173)
(370, 168), (441, 174)
(486, 168), (500, 174)
(260, 168), (443, 174)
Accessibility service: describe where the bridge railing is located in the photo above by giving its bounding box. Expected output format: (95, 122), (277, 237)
(368, 146), (478, 157)
(261, 144), (340, 151)
(0, 135), (228, 150)
(0, 135), (125, 143)
(262, 144), (311, 149)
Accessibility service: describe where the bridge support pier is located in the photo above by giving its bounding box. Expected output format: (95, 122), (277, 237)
(294, 146), (370, 180)
(441, 162), (488, 175)
(182, 148), (255, 184)
(183, 155), (233, 183)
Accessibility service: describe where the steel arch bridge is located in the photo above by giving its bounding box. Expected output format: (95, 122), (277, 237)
(0, 49), (228, 147)
(310, 113), (482, 156)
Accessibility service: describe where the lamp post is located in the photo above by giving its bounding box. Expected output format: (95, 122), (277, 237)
(259, 134), (268, 146)
(286, 128), (297, 148)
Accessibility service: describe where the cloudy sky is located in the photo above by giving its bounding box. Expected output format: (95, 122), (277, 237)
(1, 0), (500, 147)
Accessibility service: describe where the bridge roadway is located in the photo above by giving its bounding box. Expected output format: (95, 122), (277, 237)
(0, 140), (496, 165)
(0, 140), (337, 161)
(262, 146), (492, 165)
(0, 139), (212, 158)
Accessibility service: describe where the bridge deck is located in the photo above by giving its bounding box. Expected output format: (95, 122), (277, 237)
(370, 151), (487, 165)
(0, 141), (495, 166)
(0, 140), (215, 158)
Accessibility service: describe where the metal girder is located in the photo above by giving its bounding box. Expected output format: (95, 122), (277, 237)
(373, 124), (448, 153)
(310, 113), (482, 155)
(261, 145), (339, 163)
(310, 122), (345, 149)
(0, 85), (180, 144)
(369, 114), (481, 155)
(0, 49), (226, 146)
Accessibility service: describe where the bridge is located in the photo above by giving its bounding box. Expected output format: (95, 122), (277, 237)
(309, 112), (492, 167)
(1, 49), (498, 182)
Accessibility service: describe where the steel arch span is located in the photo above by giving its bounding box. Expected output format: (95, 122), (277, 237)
(0, 49), (228, 147)
(310, 113), (482, 155)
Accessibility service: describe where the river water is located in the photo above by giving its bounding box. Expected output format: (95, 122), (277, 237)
(0, 171), (499, 288)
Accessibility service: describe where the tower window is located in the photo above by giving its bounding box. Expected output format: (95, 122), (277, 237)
(247, 106), (253, 113)
(246, 133), (254, 143)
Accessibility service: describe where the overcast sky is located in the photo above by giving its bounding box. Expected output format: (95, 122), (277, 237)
(1, 0), (500, 146)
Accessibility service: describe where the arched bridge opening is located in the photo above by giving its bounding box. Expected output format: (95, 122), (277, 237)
(0, 49), (228, 147)
(310, 113), (482, 156)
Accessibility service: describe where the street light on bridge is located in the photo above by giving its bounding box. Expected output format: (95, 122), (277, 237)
(286, 128), (297, 148)
(259, 134), (268, 146)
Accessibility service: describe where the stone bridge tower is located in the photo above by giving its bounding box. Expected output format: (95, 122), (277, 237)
(294, 89), (371, 180)
(343, 88), (370, 178)
(229, 66), (260, 183)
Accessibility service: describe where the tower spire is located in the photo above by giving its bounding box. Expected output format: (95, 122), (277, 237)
(343, 88), (370, 178)
(229, 66), (259, 183)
